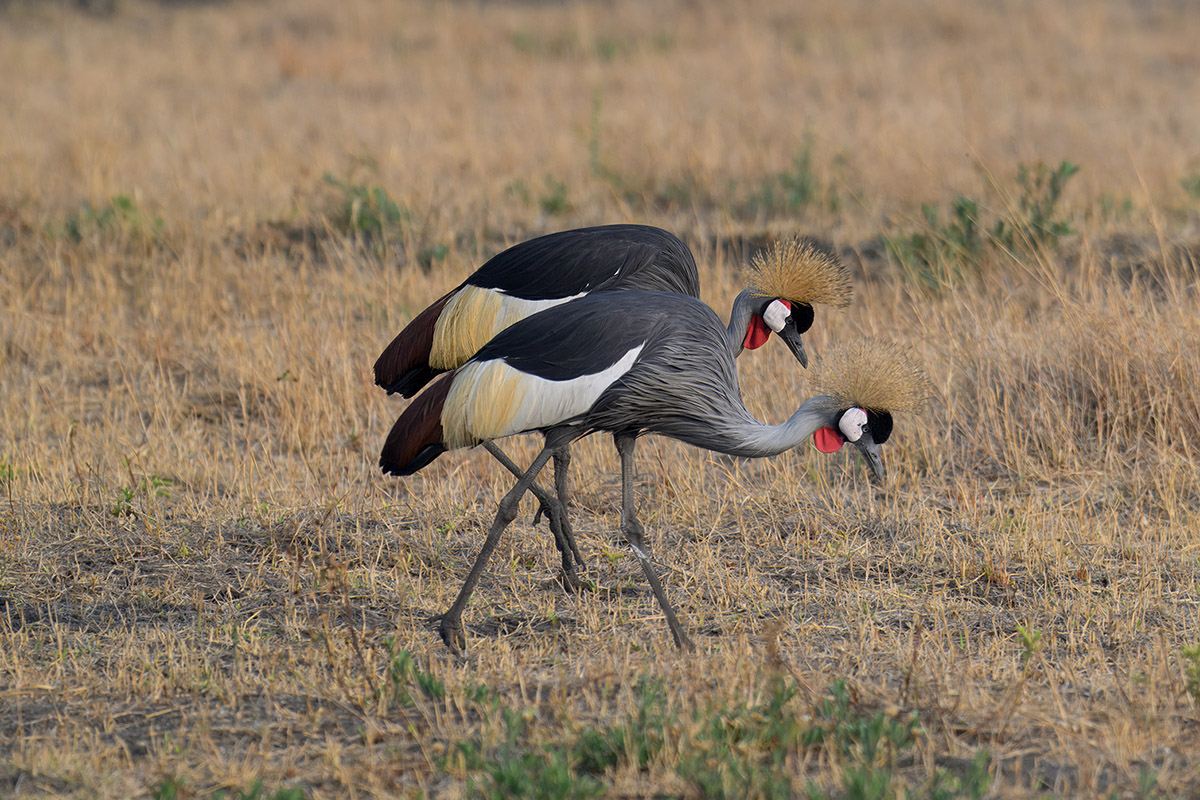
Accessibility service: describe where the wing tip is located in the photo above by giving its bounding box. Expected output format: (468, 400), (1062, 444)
(379, 443), (447, 476)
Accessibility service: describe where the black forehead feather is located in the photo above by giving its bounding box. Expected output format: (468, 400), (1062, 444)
(759, 299), (815, 333)
(790, 302), (814, 333)
(865, 409), (894, 444)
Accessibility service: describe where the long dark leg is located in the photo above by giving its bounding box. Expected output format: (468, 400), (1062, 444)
(551, 445), (585, 567)
(483, 441), (581, 586)
(439, 445), (555, 653)
(613, 434), (694, 652)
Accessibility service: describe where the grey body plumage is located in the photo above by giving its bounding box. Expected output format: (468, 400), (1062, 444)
(381, 289), (920, 653)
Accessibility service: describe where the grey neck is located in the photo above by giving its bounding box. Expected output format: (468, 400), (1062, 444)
(713, 394), (842, 459)
(725, 289), (759, 357)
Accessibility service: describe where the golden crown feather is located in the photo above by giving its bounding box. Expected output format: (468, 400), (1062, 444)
(745, 237), (853, 308)
(813, 339), (931, 413)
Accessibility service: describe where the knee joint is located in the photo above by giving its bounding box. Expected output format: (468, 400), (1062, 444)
(497, 496), (520, 524)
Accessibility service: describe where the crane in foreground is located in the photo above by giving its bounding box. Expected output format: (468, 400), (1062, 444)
(379, 290), (927, 653)
(374, 226), (852, 586)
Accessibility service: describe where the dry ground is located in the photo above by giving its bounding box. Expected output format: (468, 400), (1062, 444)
(2, 0), (1200, 797)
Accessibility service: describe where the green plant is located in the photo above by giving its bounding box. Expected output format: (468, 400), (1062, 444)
(1016, 624), (1044, 665)
(460, 709), (604, 800)
(1180, 175), (1200, 202)
(383, 639), (444, 707)
(58, 194), (163, 244)
(509, 29), (583, 58)
(991, 160), (1079, 252)
(322, 172), (407, 240)
(109, 473), (172, 519)
(595, 35), (631, 62)
(675, 676), (803, 800)
(803, 682), (990, 800)
(153, 776), (184, 800)
(505, 178), (532, 205)
(887, 161), (1079, 292)
(885, 196), (985, 291)
(1096, 193), (1135, 221)
(219, 781), (306, 800)
(741, 138), (838, 219)
(154, 778), (305, 800)
(1132, 765), (1164, 800)
(148, 475), (173, 499)
(923, 752), (992, 800)
(111, 485), (136, 517)
(572, 676), (669, 774)
(538, 176), (570, 215)
(0, 455), (14, 513)
(1182, 643), (1200, 703)
(418, 243), (449, 271)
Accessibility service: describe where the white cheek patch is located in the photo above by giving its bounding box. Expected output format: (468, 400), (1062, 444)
(838, 407), (868, 443)
(762, 299), (790, 333)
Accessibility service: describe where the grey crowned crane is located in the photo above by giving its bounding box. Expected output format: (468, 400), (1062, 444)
(379, 290), (928, 653)
(373, 226), (852, 586)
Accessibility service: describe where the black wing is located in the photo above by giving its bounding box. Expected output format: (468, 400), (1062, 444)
(466, 225), (700, 300)
(468, 291), (707, 381)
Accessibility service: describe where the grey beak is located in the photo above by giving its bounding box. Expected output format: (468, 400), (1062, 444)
(776, 325), (809, 368)
(853, 437), (886, 484)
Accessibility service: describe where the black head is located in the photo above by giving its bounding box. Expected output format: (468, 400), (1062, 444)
(865, 408), (893, 444)
(815, 406), (893, 483)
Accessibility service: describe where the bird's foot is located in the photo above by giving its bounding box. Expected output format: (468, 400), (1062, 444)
(438, 615), (467, 654)
(556, 566), (595, 594)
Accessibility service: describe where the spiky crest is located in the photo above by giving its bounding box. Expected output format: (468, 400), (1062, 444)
(813, 340), (930, 413)
(745, 237), (852, 308)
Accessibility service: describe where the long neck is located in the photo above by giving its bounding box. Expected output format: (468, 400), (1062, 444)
(700, 394), (841, 459)
(725, 289), (758, 357)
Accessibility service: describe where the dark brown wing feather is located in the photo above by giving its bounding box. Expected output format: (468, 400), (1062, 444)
(373, 290), (455, 397)
(379, 375), (452, 476)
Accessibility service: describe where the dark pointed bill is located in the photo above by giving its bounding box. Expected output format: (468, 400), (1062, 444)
(853, 436), (886, 483)
(776, 325), (809, 368)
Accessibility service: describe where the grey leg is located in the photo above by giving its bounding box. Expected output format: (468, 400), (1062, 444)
(439, 445), (555, 654)
(483, 441), (581, 587)
(551, 445), (585, 567)
(613, 434), (694, 652)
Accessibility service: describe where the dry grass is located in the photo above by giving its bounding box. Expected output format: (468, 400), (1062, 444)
(3, 0), (1200, 797)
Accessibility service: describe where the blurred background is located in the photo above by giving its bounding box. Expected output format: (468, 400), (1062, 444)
(3, 0), (1199, 245)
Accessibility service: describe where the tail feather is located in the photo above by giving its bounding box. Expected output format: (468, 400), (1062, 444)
(380, 374), (454, 476)
(386, 364), (443, 398)
(374, 290), (455, 397)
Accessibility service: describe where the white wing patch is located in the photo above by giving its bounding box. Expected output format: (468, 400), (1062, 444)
(443, 344), (644, 448)
(497, 289), (587, 304)
(431, 286), (588, 369)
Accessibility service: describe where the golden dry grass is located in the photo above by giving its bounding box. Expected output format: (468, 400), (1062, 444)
(2, 0), (1200, 797)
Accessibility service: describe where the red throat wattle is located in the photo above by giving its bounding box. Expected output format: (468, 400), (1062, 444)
(813, 426), (845, 453)
(742, 299), (792, 350)
(742, 315), (771, 350)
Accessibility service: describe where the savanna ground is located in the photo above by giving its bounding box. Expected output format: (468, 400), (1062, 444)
(2, 0), (1200, 797)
